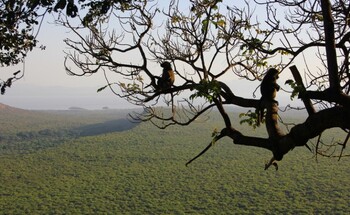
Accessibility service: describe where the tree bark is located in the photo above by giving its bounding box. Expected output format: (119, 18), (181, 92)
(320, 0), (341, 91)
(290, 66), (316, 115)
(225, 106), (350, 162)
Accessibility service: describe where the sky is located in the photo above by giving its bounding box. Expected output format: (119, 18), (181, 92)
(0, 16), (131, 110)
(0, 1), (307, 110)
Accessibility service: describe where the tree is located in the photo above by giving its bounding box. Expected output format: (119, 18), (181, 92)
(10, 0), (350, 169)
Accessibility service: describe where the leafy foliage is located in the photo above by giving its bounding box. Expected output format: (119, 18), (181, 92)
(239, 110), (261, 129)
(81, 0), (132, 27)
(190, 80), (221, 103)
(0, 1), (39, 66)
(284, 79), (305, 100)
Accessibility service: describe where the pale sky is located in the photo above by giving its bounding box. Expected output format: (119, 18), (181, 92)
(0, 1), (310, 110)
(0, 16), (132, 109)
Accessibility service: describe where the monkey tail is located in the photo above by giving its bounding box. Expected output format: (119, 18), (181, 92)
(256, 99), (264, 127)
(259, 108), (265, 126)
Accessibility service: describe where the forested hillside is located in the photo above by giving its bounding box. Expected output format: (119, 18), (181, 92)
(0, 104), (349, 214)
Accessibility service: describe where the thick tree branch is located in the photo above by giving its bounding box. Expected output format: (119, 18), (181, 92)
(305, 90), (350, 107)
(218, 81), (260, 108)
(223, 107), (350, 166)
(290, 65), (316, 115)
(282, 106), (350, 152)
(321, 0), (341, 91)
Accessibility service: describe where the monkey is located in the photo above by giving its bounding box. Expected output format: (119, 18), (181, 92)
(156, 61), (175, 91)
(260, 68), (279, 102)
(258, 68), (283, 169)
(256, 68), (280, 126)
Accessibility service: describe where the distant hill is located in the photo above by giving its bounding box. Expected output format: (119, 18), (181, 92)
(0, 103), (28, 113)
(68, 106), (87, 110)
(0, 102), (140, 136)
(0, 103), (10, 110)
(0, 101), (38, 117)
(0, 103), (61, 135)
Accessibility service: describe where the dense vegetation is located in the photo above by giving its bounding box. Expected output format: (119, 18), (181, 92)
(0, 105), (349, 214)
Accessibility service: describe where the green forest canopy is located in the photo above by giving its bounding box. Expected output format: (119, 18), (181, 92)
(0, 107), (349, 213)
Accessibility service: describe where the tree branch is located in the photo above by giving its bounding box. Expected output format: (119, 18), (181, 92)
(290, 65), (316, 115)
(321, 0), (341, 91)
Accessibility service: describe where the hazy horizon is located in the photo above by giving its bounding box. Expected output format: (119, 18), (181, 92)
(1, 81), (303, 111)
(1, 83), (136, 110)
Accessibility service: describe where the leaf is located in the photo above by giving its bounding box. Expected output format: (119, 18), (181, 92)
(97, 85), (108, 93)
(13, 70), (21, 76)
(285, 79), (294, 85)
(54, 0), (67, 12)
(239, 110), (260, 129)
(201, 20), (209, 32)
(216, 19), (225, 27)
(171, 15), (180, 24)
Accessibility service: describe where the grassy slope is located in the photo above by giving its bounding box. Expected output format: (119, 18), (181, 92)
(0, 106), (349, 214)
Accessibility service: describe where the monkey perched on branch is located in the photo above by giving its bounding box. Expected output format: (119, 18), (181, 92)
(256, 68), (280, 126)
(156, 61), (175, 91)
(144, 62), (175, 103)
(257, 68), (284, 170)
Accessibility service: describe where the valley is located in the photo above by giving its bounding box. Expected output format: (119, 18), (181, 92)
(0, 103), (349, 214)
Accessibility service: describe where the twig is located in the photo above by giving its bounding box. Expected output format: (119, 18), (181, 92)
(186, 131), (226, 166)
